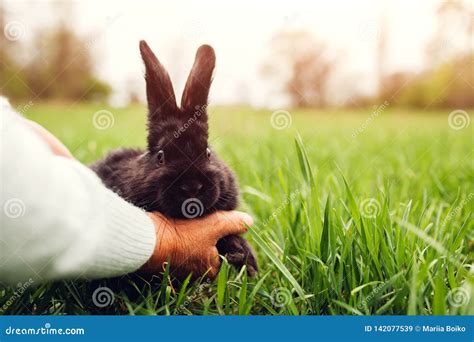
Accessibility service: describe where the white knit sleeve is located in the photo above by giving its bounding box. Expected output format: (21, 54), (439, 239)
(0, 99), (156, 284)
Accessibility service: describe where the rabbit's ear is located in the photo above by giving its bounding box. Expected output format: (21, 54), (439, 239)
(181, 45), (215, 111)
(139, 40), (177, 119)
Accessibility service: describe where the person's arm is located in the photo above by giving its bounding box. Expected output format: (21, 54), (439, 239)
(0, 101), (156, 284)
(0, 99), (252, 284)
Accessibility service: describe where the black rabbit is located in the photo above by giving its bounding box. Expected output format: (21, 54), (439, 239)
(91, 40), (258, 277)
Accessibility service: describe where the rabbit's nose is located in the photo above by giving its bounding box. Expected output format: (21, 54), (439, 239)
(180, 182), (203, 196)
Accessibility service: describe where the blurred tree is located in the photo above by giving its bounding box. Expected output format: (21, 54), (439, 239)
(426, 0), (473, 67)
(376, 0), (473, 108)
(396, 54), (474, 108)
(23, 24), (110, 101)
(0, 3), (110, 102)
(378, 72), (415, 104)
(126, 77), (142, 104)
(262, 30), (337, 108)
(0, 5), (30, 100)
(376, 11), (390, 102)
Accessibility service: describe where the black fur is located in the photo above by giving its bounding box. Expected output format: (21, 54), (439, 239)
(91, 41), (258, 277)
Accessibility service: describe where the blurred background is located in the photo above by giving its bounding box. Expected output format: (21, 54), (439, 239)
(1, 0), (473, 109)
(1, 0), (473, 317)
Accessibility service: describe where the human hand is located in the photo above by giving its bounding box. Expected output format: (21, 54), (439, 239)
(142, 211), (253, 279)
(21, 117), (73, 158)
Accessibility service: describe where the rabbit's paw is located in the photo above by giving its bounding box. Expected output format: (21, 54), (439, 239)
(216, 235), (258, 277)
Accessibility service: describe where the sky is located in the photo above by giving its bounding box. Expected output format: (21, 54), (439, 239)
(3, 0), (472, 107)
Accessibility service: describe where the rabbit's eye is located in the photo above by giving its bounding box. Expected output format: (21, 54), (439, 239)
(157, 150), (165, 165)
(206, 147), (211, 160)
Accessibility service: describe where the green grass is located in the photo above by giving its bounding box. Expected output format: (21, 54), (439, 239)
(1, 102), (473, 315)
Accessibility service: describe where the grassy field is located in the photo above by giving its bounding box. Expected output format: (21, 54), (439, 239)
(1, 102), (473, 315)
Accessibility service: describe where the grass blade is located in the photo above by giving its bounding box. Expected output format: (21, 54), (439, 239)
(248, 225), (305, 299)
